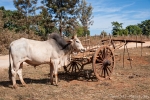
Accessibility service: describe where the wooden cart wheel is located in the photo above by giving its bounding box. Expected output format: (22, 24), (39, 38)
(92, 45), (115, 80)
(63, 60), (83, 75)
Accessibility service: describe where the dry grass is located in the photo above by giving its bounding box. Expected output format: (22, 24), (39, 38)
(0, 30), (42, 55)
(0, 47), (150, 100)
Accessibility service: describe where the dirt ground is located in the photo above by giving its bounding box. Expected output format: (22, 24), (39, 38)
(0, 45), (150, 99)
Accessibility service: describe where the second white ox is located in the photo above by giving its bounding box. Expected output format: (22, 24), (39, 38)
(9, 33), (85, 88)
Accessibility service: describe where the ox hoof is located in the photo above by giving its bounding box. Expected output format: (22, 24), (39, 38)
(12, 84), (18, 89)
(51, 82), (54, 85)
(22, 84), (28, 87)
(55, 84), (58, 87)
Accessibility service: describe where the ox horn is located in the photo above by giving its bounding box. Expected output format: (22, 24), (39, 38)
(72, 34), (77, 39)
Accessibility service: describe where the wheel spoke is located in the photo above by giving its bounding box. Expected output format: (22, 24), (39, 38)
(105, 67), (110, 76)
(102, 47), (105, 59)
(107, 66), (112, 73)
(107, 49), (113, 58)
(76, 63), (80, 71)
(99, 62), (103, 65)
(98, 52), (103, 61)
(104, 48), (108, 58)
(64, 61), (83, 74)
(71, 64), (74, 73)
(106, 49), (111, 58)
(73, 64), (76, 72)
(77, 62), (82, 68)
(95, 63), (102, 71)
(103, 68), (106, 78)
(77, 62), (82, 67)
(100, 66), (104, 76)
(66, 63), (71, 70)
(68, 64), (72, 72)
(75, 64), (77, 73)
(76, 63), (80, 72)
(96, 57), (103, 63)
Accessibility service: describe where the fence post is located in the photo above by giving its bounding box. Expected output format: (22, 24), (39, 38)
(136, 34), (137, 48)
(140, 34), (143, 56)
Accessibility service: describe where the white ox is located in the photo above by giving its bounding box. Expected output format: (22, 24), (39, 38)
(9, 33), (85, 88)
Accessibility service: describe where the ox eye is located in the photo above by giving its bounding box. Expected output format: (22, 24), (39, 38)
(76, 41), (79, 43)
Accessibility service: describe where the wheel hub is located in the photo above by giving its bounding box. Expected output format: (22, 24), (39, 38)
(103, 59), (111, 67)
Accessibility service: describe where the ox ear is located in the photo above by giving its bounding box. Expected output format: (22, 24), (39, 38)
(71, 34), (77, 39)
(67, 40), (73, 44)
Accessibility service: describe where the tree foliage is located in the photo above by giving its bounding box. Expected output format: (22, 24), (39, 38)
(77, 25), (84, 37)
(111, 20), (150, 36)
(138, 19), (150, 35)
(111, 21), (123, 35)
(76, 25), (90, 36)
(100, 30), (107, 37)
(126, 25), (142, 35)
(0, 0), (94, 37)
(34, 7), (57, 39)
(0, 6), (20, 31)
(78, 0), (93, 36)
(13, 0), (38, 34)
(0, 8), (3, 32)
(41, 0), (80, 36)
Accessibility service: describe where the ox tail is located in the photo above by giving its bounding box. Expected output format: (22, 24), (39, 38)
(8, 47), (12, 81)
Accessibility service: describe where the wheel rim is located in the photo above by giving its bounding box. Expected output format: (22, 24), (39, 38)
(92, 46), (115, 80)
(64, 60), (83, 75)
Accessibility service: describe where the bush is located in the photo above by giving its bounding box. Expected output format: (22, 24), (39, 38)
(0, 30), (42, 55)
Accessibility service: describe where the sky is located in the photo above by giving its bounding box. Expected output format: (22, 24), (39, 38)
(0, 0), (150, 36)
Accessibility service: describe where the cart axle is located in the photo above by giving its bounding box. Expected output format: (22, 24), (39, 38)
(103, 59), (111, 67)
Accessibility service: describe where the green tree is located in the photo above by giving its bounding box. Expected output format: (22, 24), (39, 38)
(34, 7), (57, 39)
(1, 7), (20, 31)
(0, 7), (4, 32)
(64, 24), (90, 37)
(78, 0), (93, 36)
(76, 25), (84, 37)
(0, 8), (4, 32)
(126, 25), (142, 35)
(138, 19), (150, 35)
(121, 29), (128, 36)
(100, 30), (107, 37)
(13, 0), (38, 34)
(0, 6), (5, 10)
(111, 21), (123, 36)
(42, 0), (80, 36)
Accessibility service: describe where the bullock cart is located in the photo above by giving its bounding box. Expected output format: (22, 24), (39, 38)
(63, 37), (145, 80)
(63, 38), (115, 80)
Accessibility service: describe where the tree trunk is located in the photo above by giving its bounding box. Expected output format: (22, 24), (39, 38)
(59, 12), (63, 36)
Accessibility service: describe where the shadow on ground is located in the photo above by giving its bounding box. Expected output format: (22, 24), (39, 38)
(0, 70), (98, 88)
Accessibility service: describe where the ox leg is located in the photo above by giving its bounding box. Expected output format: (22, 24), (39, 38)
(54, 72), (58, 86)
(53, 64), (58, 86)
(11, 63), (18, 89)
(50, 64), (54, 85)
(11, 68), (17, 88)
(17, 63), (27, 87)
